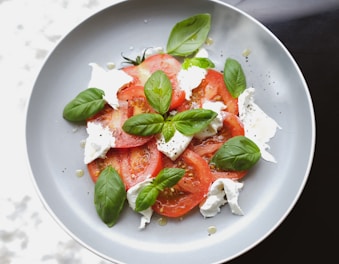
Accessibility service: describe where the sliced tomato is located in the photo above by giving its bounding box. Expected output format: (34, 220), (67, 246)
(177, 69), (239, 115)
(122, 65), (142, 87)
(117, 84), (156, 116)
(189, 112), (244, 157)
(189, 112), (247, 181)
(210, 170), (248, 181)
(87, 139), (163, 189)
(122, 53), (186, 110)
(118, 139), (163, 189)
(117, 85), (146, 101)
(87, 102), (152, 148)
(202, 69), (239, 115)
(152, 149), (213, 218)
(87, 148), (122, 183)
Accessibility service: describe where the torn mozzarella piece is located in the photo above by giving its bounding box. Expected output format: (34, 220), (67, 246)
(84, 122), (116, 164)
(88, 63), (133, 109)
(177, 66), (207, 100)
(200, 178), (244, 218)
(144, 46), (164, 58)
(195, 100), (227, 140)
(127, 178), (153, 229)
(156, 130), (193, 161)
(238, 87), (281, 163)
(195, 48), (209, 58)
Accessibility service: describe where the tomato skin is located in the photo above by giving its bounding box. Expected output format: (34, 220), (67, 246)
(122, 54), (186, 110)
(87, 139), (163, 190)
(152, 149), (213, 218)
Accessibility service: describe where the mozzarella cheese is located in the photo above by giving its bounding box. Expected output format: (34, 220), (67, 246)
(238, 87), (281, 163)
(177, 66), (207, 100)
(194, 100), (226, 140)
(200, 178), (244, 218)
(126, 177), (154, 229)
(156, 130), (193, 161)
(144, 46), (164, 58)
(88, 63), (133, 109)
(83, 122), (116, 164)
(195, 48), (209, 58)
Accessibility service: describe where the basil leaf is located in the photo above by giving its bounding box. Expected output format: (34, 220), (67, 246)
(135, 184), (159, 212)
(63, 88), (105, 122)
(182, 57), (215, 70)
(172, 109), (217, 135)
(166, 13), (211, 56)
(144, 70), (172, 115)
(223, 58), (247, 98)
(122, 113), (164, 136)
(211, 136), (261, 171)
(153, 168), (186, 190)
(135, 168), (185, 212)
(94, 166), (126, 227)
(162, 121), (176, 142)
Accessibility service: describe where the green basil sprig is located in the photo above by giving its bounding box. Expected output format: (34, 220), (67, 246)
(122, 70), (217, 142)
(223, 58), (247, 98)
(135, 168), (185, 212)
(63, 88), (105, 122)
(166, 13), (211, 56)
(94, 166), (126, 227)
(211, 136), (261, 171)
(123, 109), (216, 142)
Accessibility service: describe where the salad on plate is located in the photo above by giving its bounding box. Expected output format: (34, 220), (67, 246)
(62, 13), (280, 230)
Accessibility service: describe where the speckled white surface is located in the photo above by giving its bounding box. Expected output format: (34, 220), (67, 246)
(0, 0), (335, 263)
(0, 1), (118, 263)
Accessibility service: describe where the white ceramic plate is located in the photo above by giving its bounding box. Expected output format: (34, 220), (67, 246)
(25, 0), (315, 263)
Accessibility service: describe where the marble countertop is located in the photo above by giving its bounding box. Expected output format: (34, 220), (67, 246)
(1, 0), (337, 263)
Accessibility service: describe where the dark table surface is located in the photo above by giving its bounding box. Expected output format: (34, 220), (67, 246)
(225, 2), (339, 263)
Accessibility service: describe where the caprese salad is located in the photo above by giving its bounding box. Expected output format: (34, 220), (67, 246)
(63, 13), (280, 229)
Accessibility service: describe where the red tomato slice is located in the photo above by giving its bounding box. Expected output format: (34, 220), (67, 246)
(210, 170), (248, 181)
(201, 69), (239, 115)
(152, 149), (213, 218)
(117, 85), (156, 116)
(189, 112), (247, 181)
(189, 112), (244, 157)
(87, 102), (152, 148)
(177, 69), (239, 115)
(87, 139), (163, 190)
(118, 139), (163, 189)
(117, 85), (146, 101)
(87, 148), (122, 183)
(122, 53), (186, 110)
